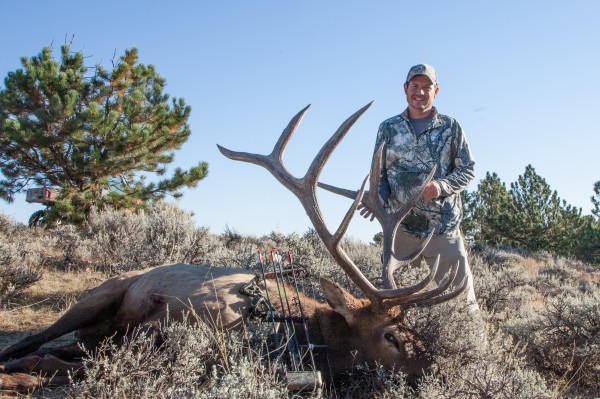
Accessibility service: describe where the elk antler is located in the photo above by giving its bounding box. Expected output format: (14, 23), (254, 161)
(217, 103), (466, 312)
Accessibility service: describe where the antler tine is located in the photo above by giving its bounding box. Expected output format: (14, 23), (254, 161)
(272, 104), (312, 164)
(317, 182), (357, 199)
(363, 142), (387, 223)
(388, 259), (464, 307)
(381, 165), (437, 289)
(305, 102), (374, 183)
(408, 276), (468, 308)
(331, 175), (369, 245)
(316, 142), (386, 224)
(382, 230), (434, 289)
(379, 234), (438, 294)
(217, 105), (311, 192)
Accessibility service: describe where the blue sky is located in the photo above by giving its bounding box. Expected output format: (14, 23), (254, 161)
(1, 1), (599, 242)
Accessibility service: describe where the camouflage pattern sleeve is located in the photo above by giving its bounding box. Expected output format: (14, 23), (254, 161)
(435, 121), (475, 197)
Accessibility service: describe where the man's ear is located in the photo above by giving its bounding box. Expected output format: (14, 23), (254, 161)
(319, 277), (360, 325)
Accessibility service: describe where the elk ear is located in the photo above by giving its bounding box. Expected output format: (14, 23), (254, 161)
(320, 277), (360, 325)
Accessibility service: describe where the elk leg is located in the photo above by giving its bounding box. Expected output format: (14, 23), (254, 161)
(0, 372), (71, 394)
(0, 353), (82, 394)
(0, 275), (134, 362)
(2, 353), (84, 378)
(30, 341), (87, 361)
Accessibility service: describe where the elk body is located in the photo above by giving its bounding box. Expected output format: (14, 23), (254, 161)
(0, 264), (430, 393)
(0, 103), (467, 394)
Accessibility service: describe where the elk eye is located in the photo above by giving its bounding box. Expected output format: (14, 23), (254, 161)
(384, 333), (398, 344)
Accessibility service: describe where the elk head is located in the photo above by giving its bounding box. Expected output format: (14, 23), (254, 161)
(217, 102), (467, 375)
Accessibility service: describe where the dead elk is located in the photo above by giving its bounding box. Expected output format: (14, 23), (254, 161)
(0, 103), (467, 394)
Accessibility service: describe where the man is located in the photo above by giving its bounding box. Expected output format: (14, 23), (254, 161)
(363, 63), (478, 312)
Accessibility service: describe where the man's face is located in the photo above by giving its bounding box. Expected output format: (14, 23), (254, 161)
(403, 75), (439, 116)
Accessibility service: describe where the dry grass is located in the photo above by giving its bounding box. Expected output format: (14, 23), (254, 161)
(521, 256), (548, 275)
(0, 270), (104, 350)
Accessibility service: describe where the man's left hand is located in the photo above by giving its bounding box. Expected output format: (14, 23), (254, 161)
(423, 181), (441, 200)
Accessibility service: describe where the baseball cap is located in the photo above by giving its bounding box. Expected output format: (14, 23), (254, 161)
(405, 64), (438, 86)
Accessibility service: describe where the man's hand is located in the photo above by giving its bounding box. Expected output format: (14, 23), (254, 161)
(357, 195), (385, 221)
(423, 181), (441, 200)
(358, 203), (376, 221)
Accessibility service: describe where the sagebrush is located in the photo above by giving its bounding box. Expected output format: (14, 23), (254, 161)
(0, 204), (598, 398)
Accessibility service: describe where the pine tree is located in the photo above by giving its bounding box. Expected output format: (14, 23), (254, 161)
(574, 215), (600, 265)
(507, 165), (557, 251)
(578, 181), (600, 265)
(463, 172), (513, 246)
(466, 165), (590, 260)
(0, 45), (208, 224)
(508, 165), (584, 256)
(592, 180), (600, 220)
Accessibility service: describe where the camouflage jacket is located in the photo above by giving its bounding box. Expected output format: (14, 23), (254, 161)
(375, 107), (475, 236)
